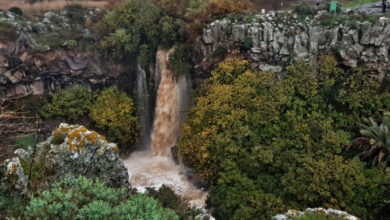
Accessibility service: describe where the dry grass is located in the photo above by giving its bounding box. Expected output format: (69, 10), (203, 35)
(0, 0), (109, 15)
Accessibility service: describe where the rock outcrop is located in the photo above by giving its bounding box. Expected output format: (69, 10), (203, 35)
(0, 123), (129, 193)
(199, 11), (390, 80)
(0, 9), (132, 98)
(272, 208), (359, 220)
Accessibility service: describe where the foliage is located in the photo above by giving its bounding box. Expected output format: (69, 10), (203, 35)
(348, 164), (390, 220)
(25, 176), (179, 219)
(185, 0), (254, 40)
(349, 112), (390, 166)
(100, 0), (186, 63)
(342, 0), (378, 8)
(294, 214), (327, 220)
(21, 158), (48, 192)
(99, 0), (253, 62)
(9, 7), (23, 16)
(0, 189), (27, 219)
(40, 87), (95, 121)
(62, 39), (78, 49)
(180, 56), (390, 219)
(0, 21), (18, 41)
(147, 185), (202, 219)
(89, 87), (140, 146)
(294, 4), (313, 17)
(168, 44), (193, 76)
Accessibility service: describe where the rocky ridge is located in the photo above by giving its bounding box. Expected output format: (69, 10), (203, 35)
(199, 10), (390, 80)
(0, 9), (131, 98)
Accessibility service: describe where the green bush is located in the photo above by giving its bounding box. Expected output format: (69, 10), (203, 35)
(25, 176), (179, 219)
(180, 56), (390, 219)
(41, 87), (95, 121)
(167, 45), (193, 76)
(100, 0), (186, 63)
(89, 88), (140, 146)
(0, 190), (27, 219)
(147, 185), (202, 219)
(294, 4), (313, 17)
(8, 7), (23, 16)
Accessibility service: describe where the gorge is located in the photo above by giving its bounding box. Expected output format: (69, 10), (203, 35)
(1, 1), (390, 219)
(124, 49), (208, 207)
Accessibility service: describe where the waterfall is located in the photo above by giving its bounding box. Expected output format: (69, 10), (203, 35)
(151, 49), (179, 156)
(124, 48), (207, 208)
(136, 64), (150, 149)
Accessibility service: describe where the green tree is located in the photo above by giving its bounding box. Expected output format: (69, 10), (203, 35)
(89, 88), (140, 146)
(100, 0), (186, 65)
(41, 87), (95, 121)
(25, 176), (179, 219)
(180, 57), (387, 219)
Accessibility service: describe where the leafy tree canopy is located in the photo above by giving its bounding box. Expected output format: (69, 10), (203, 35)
(90, 87), (140, 147)
(179, 56), (390, 219)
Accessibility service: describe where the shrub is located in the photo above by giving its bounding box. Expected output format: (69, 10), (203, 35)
(180, 57), (389, 219)
(8, 7), (23, 16)
(25, 176), (179, 219)
(41, 87), (95, 121)
(168, 44), (193, 76)
(0, 21), (18, 41)
(147, 185), (201, 219)
(89, 88), (140, 146)
(0, 189), (27, 219)
(294, 4), (313, 17)
(100, 0), (186, 63)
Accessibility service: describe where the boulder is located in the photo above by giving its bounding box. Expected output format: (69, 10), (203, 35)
(1, 123), (129, 193)
(272, 208), (359, 220)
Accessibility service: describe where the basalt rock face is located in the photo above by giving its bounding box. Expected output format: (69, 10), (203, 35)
(199, 11), (390, 80)
(0, 9), (134, 98)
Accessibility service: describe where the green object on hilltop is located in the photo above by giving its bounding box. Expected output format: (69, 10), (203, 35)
(330, 1), (338, 16)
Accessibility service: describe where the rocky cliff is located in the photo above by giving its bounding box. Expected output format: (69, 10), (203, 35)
(199, 10), (390, 80)
(0, 8), (135, 98)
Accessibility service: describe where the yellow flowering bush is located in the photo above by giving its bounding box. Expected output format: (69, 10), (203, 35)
(89, 88), (140, 147)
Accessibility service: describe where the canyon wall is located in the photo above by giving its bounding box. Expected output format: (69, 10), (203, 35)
(0, 9), (139, 98)
(199, 11), (390, 80)
(3, 9), (390, 98)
